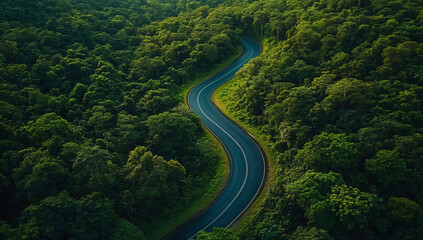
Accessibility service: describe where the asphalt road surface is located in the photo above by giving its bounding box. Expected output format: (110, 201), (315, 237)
(165, 38), (265, 240)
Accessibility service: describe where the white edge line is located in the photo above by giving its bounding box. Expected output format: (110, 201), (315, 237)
(187, 41), (258, 239)
(226, 40), (266, 228)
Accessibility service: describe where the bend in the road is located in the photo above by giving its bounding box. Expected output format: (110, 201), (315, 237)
(165, 38), (265, 240)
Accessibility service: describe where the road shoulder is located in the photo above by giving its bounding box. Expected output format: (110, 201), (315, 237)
(211, 45), (276, 231)
(149, 46), (244, 240)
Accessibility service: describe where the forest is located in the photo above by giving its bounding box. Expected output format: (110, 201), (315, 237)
(1, 0), (422, 240)
(0, 0), (239, 239)
(218, 0), (423, 240)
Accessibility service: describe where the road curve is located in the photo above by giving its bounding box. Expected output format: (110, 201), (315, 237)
(165, 38), (265, 239)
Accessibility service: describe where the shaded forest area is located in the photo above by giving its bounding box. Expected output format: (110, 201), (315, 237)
(218, 0), (423, 239)
(0, 0), (240, 239)
(1, 0), (423, 240)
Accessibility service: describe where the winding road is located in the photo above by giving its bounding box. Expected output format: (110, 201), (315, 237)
(165, 38), (266, 239)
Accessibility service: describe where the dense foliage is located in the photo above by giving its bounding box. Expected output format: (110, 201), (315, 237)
(218, 0), (423, 239)
(0, 0), (241, 239)
(2, 0), (423, 239)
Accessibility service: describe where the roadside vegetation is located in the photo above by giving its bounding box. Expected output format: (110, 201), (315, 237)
(1, 0), (422, 240)
(214, 0), (423, 239)
(0, 1), (241, 239)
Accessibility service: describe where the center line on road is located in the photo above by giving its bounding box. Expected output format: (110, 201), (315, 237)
(187, 43), (255, 239)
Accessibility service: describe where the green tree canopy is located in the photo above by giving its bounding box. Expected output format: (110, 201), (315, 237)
(295, 132), (359, 173)
(122, 146), (185, 220)
(145, 109), (200, 160)
(387, 197), (420, 223)
(365, 150), (406, 187)
(306, 185), (382, 232)
(23, 113), (72, 145)
(197, 228), (240, 240)
(286, 171), (345, 209)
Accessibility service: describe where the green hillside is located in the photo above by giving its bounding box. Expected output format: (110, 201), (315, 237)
(1, 0), (422, 239)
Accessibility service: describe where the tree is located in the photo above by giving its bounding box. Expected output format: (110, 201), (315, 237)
(4, 64), (27, 86)
(0, 100), (22, 121)
(23, 113), (72, 145)
(197, 228), (239, 240)
(336, 21), (359, 49)
(144, 110), (200, 160)
(190, 43), (218, 66)
(280, 86), (317, 122)
(87, 105), (115, 135)
(69, 83), (87, 103)
(20, 191), (78, 239)
(324, 78), (373, 112)
(289, 28), (321, 55)
(210, 33), (233, 58)
(286, 171), (345, 209)
(59, 142), (81, 164)
(27, 88), (50, 115)
(122, 146), (185, 220)
(269, 12), (285, 41)
(0, 222), (18, 240)
(12, 149), (69, 201)
(138, 89), (175, 115)
(356, 127), (379, 158)
(253, 10), (268, 36)
(73, 146), (117, 193)
(20, 191), (119, 240)
(258, 225), (282, 240)
(328, 185), (381, 230)
(83, 62), (124, 107)
(163, 41), (191, 66)
(295, 132), (359, 173)
(0, 40), (18, 62)
(306, 185), (382, 232)
(366, 150), (406, 187)
(23, 157), (69, 202)
(75, 192), (118, 240)
(387, 197), (420, 223)
(110, 219), (145, 240)
(106, 112), (144, 154)
(381, 41), (421, 71)
(291, 227), (333, 240)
